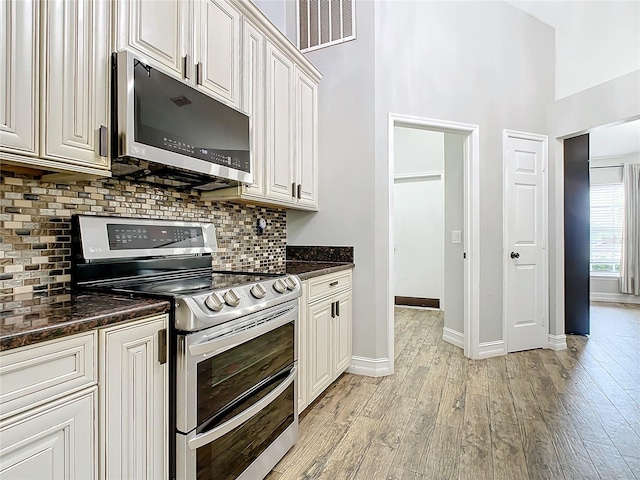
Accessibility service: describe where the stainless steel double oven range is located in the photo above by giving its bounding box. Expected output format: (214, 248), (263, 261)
(72, 215), (300, 479)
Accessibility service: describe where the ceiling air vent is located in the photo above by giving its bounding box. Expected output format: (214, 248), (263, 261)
(299, 0), (356, 53)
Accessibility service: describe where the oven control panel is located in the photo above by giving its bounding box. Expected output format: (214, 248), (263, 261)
(107, 224), (204, 250)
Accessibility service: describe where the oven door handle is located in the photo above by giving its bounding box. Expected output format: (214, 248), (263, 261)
(187, 365), (297, 450)
(188, 308), (296, 358)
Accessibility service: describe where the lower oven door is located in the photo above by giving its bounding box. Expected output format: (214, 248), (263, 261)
(176, 366), (297, 480)
(176, 302), (298, 479)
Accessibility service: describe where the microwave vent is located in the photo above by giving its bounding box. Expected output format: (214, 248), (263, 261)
(171, 95), (192, 107)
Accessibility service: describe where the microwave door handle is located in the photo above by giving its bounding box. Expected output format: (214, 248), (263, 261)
(188, 308), (296, 358)
(187, 366), (296, 450)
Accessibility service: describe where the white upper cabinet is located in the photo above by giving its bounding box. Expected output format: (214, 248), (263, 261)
(195, 0), (241, 107)
(115, 0), (192, 79)
(265, 40), (296, 203)
(0, 0), (39, 157)
(1, 0), (111, 175)
(42, 0), (110, 169)
(116, 0), (240, 108)
(242, 18), (266, 198)
(295, 67), (319, 209)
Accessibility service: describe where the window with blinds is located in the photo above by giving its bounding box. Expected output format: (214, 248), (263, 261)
(590, 183), (624, 273)
(298, 0), (356, 52)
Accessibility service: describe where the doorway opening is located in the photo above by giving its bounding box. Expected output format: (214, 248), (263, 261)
(564, 118), (640, 336)
(387, 114), (480, 362)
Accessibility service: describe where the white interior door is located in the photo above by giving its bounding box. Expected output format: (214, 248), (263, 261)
(504, 131), (548, 353)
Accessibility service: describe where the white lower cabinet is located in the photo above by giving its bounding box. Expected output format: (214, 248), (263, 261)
(99, 315), (168, 480)
(0, 314), (168, 480)
(0, 387), (97, 480)
(299, 270), (353, 411)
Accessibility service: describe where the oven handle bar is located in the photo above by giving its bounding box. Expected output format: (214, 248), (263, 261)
(187, 307), (296, 358)
(187, 365), (297, 450)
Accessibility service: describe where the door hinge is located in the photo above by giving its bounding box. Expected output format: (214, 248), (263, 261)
(542, 238), (546, 249)
(158, 328), (167, 365)
(542, 160), (546, 172)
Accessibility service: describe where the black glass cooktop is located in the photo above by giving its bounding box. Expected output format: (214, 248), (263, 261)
(102, 271), (279, 296)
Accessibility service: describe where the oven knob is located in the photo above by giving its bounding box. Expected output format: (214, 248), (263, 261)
(223, 289), (241, 307)
(273, 279), (287, 294)
(205, 292), (224, 311)
(250, 283), (267, 299)
(285, 276), (297, 290)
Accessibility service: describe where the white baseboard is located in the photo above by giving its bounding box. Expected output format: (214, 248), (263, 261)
(442, 327), (464, 349)
(346, 356), (392, 377)
(478, 340), (506, 359)
(548, 334), (567, 351)
(590, 293), (640, 304)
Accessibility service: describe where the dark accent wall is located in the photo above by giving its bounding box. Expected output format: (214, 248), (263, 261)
(564, 134), (590, 335)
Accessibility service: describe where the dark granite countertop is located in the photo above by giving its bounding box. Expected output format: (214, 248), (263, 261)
(0, 293), (171, 352)
(286, 261), (354, 280)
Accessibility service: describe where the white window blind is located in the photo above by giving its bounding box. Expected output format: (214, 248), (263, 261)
(590, 183), (624, 273)
(298, 0), (356, 52)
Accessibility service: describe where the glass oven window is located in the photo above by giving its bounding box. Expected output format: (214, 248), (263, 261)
(197, 322), (294, 426)
(195, 383), (294, 479)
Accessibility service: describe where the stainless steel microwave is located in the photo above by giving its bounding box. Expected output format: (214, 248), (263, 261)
(112, 51), (252, 189)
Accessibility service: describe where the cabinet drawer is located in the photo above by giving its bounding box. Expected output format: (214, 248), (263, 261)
(0, 332), (96, 419)
(307, 270), (352, 302)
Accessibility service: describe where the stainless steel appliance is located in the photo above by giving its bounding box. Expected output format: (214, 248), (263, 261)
(112, 50), (252, 190)
(72, 215), (300, 480)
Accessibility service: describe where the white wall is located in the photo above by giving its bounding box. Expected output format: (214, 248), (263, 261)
(251, 0), (288, 35)
(444, 133), (466, 334)
(273, 0), (554, 363)
(393, 128), (444, 300)
(548, 70), (640, 337)
(374, 1), (555, 346)
(554, 1), (640, 99)
(286, 1), (378, 359)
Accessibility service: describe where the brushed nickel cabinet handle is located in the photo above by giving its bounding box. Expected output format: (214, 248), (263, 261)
(158, 328), (167, 365)
(99, 125), (108, 157)
(183, 54), (191, 79)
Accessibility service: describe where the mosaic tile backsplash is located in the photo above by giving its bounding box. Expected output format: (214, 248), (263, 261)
(0, 172), (287, 307)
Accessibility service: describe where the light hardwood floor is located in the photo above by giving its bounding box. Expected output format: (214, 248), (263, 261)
(269, 303), (640, 480)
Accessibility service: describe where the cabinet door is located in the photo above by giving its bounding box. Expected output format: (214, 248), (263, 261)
(334, 291), (353, 375)
(0, 388), (97, 480)
(308, 297), (334, 403)
(100, 316), (168, 480)
(0, 0), (38, 157)
(297, 286), (308, 412)
(41, 0), (110, 170)
(196, 0), (241, 107)
(116, 0), (191, 78)
(242, 18), (265, 198)
(265, 40), (295, 204)
(295, 67), (319, 209)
